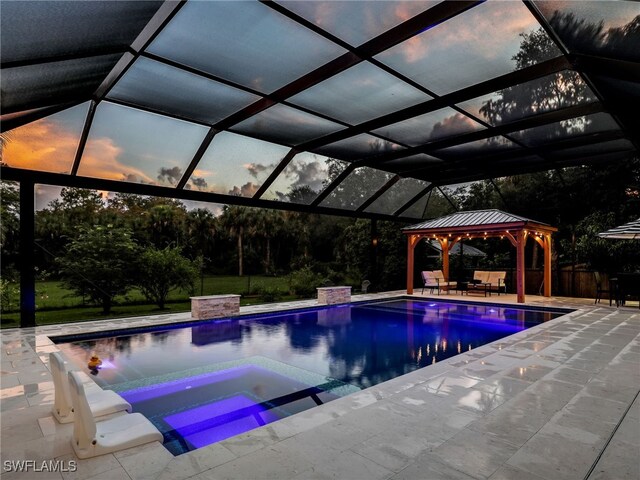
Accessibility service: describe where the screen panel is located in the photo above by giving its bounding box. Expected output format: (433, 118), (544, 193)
(2, 54), (123, 113)
(1, 1), (162, 64)
(320, 167), (393, 210)
(278, 1), (440, 47)
(107, 57), (261, 125)
(376, 1), (561, 95)
(231, 104), (345, 147)
(372, 107), (485, 147)
(383, 154), (443, 173)
(147, 0), (347, 93)
(457, 71), (598, 126)
(547, 139), (635, 160)
(289, 61), (431, 125)
(423, 188), (457, 218)
(402, 191), (431, 219)
(432, 136), (519, 160)
(364, 177), (431, 215)
(0, 102), (90, 174)
(534, 0), (640, 62)
(78, 102), (208, 186)
(186, 132), (291, 197)
(510, 112), (621, 147)
(313, 134), (404, 162)
(261, 153), (349, 204)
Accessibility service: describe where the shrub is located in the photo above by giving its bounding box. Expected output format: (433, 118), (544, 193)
(58, 225), (139, 314)
(289, 266), (323, 297)
(254, 284), (284, 303)
(136, 246), (197, 309)
(0, 278), (18, 313)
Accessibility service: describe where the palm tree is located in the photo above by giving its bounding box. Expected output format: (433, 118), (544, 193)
(220, 205), (250, 276)
(250, 209), (284, 274)
(187, 208), (217, 294)
(0, 131), (13, 164)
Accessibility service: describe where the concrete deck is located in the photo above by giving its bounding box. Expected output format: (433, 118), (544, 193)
(1, 292), (638, 480)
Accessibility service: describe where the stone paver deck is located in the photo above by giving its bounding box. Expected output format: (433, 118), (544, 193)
(1, 292), (638, 480)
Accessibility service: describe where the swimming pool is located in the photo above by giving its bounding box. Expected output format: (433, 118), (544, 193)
(53, 298), (570, 455)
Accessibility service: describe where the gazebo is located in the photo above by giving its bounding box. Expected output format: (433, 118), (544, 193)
(403, 209), (557, 303)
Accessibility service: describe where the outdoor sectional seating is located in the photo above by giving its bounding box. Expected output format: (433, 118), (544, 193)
(468, 270), (507, 295)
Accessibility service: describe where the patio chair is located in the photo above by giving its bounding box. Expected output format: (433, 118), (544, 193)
(422, 271), (456, 294)
(487, 271), (507, 295)
(421, 271), (438, 294)
(433, 270), (457, 291)
(361, 280), (371, 294)
(594, 272), (612, 306)
(68, 371), (163, 459)
(50, 352), (131, 424)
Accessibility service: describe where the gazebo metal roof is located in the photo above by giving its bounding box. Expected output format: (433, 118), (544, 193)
(1, 1), (639, 221)
(403, 209), (551, 231)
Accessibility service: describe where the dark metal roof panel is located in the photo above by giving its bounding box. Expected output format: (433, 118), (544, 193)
(404, 209), (549, 231)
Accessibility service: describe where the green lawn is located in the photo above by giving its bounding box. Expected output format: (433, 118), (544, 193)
(1, 275), (297, 329)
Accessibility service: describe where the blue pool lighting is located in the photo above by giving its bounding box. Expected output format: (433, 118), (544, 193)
(54, 298), (570, 455)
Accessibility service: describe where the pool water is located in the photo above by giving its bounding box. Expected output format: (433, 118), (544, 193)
(54, 298), (569, 455)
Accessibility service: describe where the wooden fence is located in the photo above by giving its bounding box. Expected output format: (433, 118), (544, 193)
(460, 268), (605, 299)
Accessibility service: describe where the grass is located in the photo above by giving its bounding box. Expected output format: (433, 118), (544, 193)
(1, 275), (297, 329)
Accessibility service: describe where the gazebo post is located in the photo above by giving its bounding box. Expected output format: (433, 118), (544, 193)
(440, 237), (450, 282)
(544, 233), (552, 297)
(407, 235), (415, 294)
(516, 230), (526, 303)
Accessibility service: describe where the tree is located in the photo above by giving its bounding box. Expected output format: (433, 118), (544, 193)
(574, 212), (640, 273)
(219, 205), (251, 276)
(145, 201), (187, 248)
(249, 209), (284, 274)
(58, 225), (139, 314)
(136, 246), (197, 309)
(0, 181), (20, 279)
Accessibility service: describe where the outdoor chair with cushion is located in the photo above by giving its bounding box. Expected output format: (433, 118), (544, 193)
(486, 271), (507, 294)
(433, 270), (457, 291)
(468, 271), (506, 296)
(422, 270), (456, 294)
(50, 352), (131, 424)
(68, 371), (163, 459)
(421, 271), (437, 294)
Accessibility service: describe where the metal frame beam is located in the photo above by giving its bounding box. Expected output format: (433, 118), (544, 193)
(296, 55), (572, 153)
(0, 101), (85, 133)
(310, 163), (356, 207)
(177, 128), (219, 189)
(359, 101), (605, 168)
(401, 130), (626, 180)
(19, 179), (36, 327)
(254, 149), (299, 199)
(1, 166), (415, 223)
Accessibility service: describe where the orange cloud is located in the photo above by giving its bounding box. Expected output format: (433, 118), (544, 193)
(193, 168), (214, 177)
(2, 119), (77, 173)
(78, 137), (156, 184)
